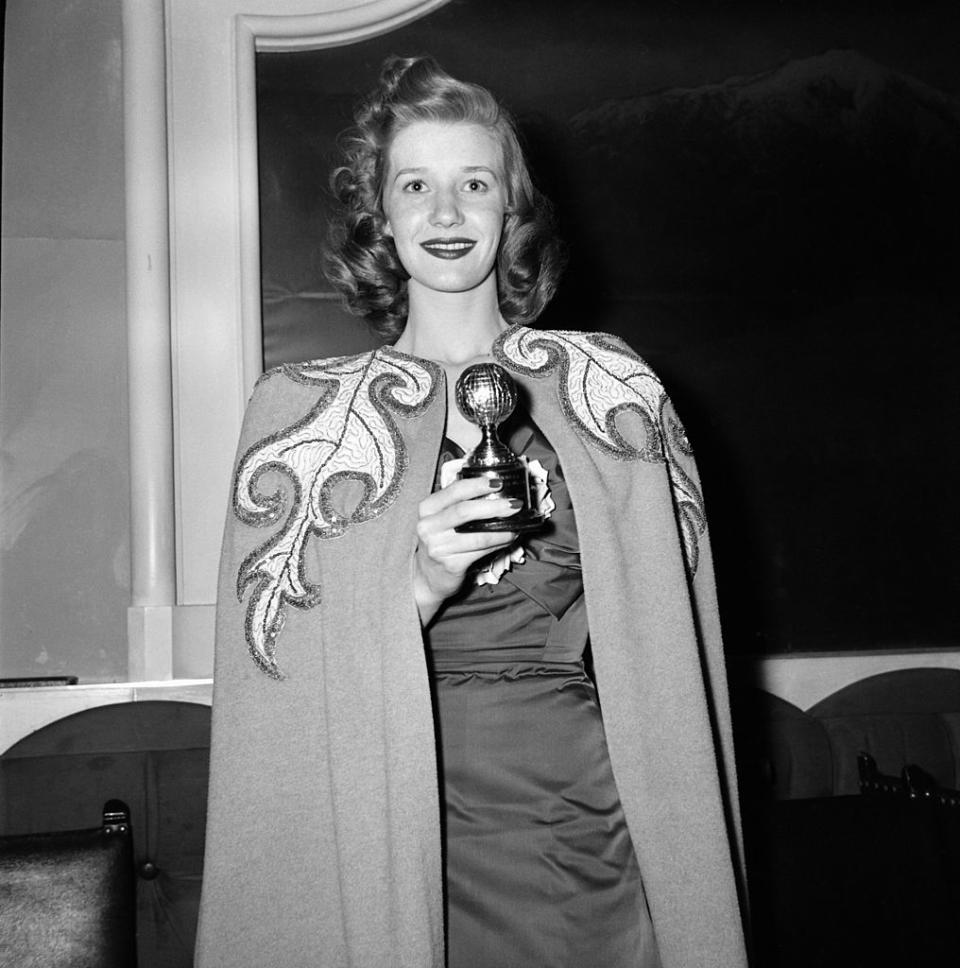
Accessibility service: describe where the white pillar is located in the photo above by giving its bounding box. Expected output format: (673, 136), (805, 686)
(123, 0), (176, 679)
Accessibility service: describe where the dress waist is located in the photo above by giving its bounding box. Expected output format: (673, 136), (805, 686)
(430, 655), (586, 678)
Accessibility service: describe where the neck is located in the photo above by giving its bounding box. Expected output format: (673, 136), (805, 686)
(393, 276), (508, 367)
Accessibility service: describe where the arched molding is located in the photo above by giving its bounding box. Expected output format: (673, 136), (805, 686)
(234, 1), (452, 395)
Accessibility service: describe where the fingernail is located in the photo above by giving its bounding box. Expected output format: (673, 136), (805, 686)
(507, 499), (523, 509)
(488, 478), (503, 490)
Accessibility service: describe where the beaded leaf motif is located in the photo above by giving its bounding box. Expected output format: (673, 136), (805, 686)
(495, 327), (706, 576)
(234, 349), (440, 678)
(660, 395), (707, 575)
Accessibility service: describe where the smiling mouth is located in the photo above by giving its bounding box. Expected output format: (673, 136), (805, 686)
(420, 238), (477, 260)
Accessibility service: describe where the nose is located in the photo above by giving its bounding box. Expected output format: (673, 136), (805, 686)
(430, 187), (463, 228)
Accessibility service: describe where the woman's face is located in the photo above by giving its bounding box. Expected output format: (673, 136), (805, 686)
(382, 121), (508, 298)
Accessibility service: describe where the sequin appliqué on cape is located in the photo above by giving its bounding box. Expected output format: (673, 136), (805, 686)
(495, 327), (707, 574)
(232, 349), (441, 678)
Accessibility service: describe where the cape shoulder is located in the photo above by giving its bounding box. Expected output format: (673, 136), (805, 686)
(228, 330), (705, 678)
(496, 327), (675, 461)
(494, 327), (707, 576)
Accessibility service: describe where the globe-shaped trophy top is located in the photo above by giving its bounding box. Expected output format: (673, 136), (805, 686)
(455, 363), (517, 428)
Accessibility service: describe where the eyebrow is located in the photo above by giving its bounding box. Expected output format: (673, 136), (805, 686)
(390, 165), (500, 182)
(391, 167), (424, 183)
(462, 167), (498, 177)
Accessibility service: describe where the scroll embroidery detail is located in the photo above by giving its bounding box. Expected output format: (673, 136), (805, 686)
(233, 349), (440, 678)
(495, 327), (706, 575)
(661, 396), (707, 576)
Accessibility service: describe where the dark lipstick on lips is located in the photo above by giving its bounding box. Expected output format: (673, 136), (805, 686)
(420, 238), (476, 260)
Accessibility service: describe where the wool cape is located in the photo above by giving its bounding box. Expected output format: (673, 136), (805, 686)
(195, 327), (748, 968)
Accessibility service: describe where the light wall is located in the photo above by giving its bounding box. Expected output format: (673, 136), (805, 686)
(0, 0), (130, 682)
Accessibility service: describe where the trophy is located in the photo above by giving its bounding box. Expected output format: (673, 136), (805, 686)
(454, 363), (544, 533)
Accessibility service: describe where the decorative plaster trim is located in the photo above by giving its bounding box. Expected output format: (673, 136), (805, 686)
(0, 678), (213, 754)
(739, 648), (960, 710)
(232, 0), (453, 397)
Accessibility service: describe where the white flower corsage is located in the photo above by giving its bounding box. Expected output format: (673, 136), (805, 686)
(440, 457), (555, 586)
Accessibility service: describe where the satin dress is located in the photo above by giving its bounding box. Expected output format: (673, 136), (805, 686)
(426, 417), (661, 968)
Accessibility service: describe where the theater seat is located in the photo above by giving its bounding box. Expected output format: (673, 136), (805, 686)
(0, 799), (136, 968)
(0, 701), (211, 968)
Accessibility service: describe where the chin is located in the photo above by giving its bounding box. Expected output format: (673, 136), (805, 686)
(413, 264), (497, 296)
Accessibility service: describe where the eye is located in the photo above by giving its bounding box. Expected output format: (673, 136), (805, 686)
(464, 178), (488, 193)
(402, 179), (427, 193)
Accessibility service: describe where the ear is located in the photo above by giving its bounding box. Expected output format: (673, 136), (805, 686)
(383, 219), (393, 238)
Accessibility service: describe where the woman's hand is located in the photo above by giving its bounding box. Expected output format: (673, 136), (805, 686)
(413, 476), (520, 626)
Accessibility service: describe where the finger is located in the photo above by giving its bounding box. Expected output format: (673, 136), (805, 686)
(454, 545), (517, 573)
(422, 538), (519, 578)
(440, 527), (519, 557)
(418, 499), (519, 546)
(420, 475), (503, 516)
(428, 496), (521, 536)
(420, 516), (518, 559)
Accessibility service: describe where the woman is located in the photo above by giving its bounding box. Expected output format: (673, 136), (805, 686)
(196, 57), (747, 968)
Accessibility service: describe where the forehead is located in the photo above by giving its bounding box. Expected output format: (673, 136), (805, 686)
(385, 121), (503, 175)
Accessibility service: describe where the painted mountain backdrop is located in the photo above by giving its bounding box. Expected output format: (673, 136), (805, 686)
(551, 49), (960, 303)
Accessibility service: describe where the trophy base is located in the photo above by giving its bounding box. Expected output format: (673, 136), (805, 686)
(455, 454), (543, 535)
(456, 510), (544, 534)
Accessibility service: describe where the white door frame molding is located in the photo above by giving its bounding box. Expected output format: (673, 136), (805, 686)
(124, 0), (451, 680)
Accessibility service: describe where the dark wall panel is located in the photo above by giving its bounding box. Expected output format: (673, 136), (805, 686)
(256, 0), (960, 655)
